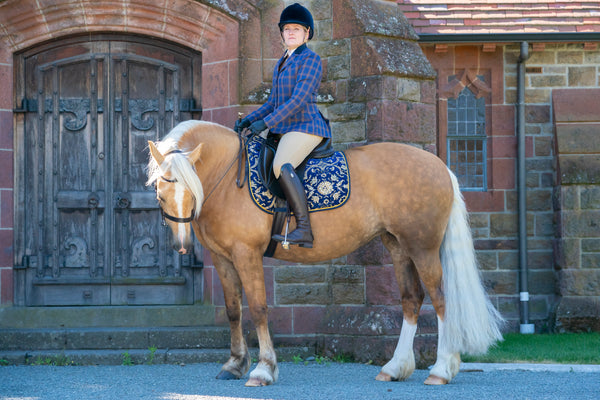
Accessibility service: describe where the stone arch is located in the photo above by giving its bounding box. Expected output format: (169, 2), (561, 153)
(0, 0), (267, 121)
(1, 0), (248, 55)
(440, 69), (491, 100)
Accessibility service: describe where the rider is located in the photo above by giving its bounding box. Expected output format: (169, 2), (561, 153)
(235, 3), (331, 249)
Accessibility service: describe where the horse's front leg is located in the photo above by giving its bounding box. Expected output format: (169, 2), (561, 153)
(211, 252), (251, 380)
(232, 249), (278, 387)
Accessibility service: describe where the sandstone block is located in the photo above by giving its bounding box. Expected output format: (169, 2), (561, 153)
(275, 266), (327, 284)
(558, 270), (600, 296)
(556, 124), (600, 154)
(557, 155), (600, 184)
(561, 210), (600, 238)
(554, 296), (600, 332)
(568, 66), (596, 86)
(332, 283), (365, 304)
(276, 284), (329, 305)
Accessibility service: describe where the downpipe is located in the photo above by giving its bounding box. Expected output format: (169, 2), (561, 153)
(517, 41), (534, 334)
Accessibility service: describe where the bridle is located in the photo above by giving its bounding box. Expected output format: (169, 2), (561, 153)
(157, 131), (250, 225)
(158, 173), (196, 225)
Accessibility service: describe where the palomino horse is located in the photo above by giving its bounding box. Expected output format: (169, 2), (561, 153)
(146, 120), (503, 387)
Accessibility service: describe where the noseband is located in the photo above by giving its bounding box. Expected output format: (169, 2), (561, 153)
(161, 208), (195, 224)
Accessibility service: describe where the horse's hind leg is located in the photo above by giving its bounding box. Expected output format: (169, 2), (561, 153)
(211, 253), (251, 380)
(376, 233), (424, 382)
(411, 249), (460, 385)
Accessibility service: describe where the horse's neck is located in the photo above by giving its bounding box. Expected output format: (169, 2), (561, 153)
(188, 130), (240, 197)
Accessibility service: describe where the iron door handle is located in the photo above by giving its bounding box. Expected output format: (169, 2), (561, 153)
(115, 193), (131, 209)
(88, 193), (99, 209)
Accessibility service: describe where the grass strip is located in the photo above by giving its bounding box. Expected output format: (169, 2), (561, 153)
(462, 332), (600, 364)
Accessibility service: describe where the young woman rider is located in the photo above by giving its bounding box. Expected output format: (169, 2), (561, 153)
(234, 3), (331, 249)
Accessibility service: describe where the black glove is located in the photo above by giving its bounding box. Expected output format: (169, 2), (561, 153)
(234, 118), (250, 133)
(248, 119), (268, 136)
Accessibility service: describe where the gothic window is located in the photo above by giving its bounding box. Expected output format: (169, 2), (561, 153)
(444, 71), (490, 191)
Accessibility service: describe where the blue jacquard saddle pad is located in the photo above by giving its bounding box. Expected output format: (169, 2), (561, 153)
(246, 136), (350, 215)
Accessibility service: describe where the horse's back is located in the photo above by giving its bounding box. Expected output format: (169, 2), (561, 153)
(345, 142), (452, 195)
(343, 142), (454, 239)
(270, 142), (453, 261)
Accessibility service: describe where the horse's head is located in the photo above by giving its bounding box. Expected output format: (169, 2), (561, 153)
(147, 140), (204, 254)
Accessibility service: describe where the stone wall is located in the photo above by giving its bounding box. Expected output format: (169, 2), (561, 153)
(421, 44), (524, 330)
(238, 0), (437, 150)
(506, 43), (600, 332)
(553, 88), (600, 332)
(418, 42), (600, 333)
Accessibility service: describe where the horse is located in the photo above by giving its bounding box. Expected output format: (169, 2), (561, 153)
(146, 120), (503, 387)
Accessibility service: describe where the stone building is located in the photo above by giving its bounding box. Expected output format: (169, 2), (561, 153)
(0, 0), (598, 365)
(399, 0), (600, 334)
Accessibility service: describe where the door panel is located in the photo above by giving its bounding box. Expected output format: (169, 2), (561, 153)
(15, 35), (203, 306)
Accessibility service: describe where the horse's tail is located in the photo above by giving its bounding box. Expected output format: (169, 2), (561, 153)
(440, 168), (504, 355)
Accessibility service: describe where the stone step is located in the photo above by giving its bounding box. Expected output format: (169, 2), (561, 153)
(0, 305), (216, 329)
(0, 347), (316, 366)
(0, 326), (231, 351)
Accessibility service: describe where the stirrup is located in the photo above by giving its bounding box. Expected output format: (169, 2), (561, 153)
(273, 218), (313, 249)
(281, 221), (290, 250)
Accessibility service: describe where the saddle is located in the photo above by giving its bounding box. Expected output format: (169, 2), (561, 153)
(258, 133), (335, 199)
(248, 133), (345, 257)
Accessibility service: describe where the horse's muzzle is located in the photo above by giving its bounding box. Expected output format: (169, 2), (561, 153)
(172, 239), (193, 255)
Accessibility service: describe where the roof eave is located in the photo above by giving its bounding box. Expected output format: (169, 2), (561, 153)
(417, 32), (600, 43)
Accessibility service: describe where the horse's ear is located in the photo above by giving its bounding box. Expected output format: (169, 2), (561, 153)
(187, 143), (203, 164)
(148, 141), (165, 166)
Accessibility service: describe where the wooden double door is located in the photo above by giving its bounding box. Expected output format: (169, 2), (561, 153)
(14, 35), (203, 306)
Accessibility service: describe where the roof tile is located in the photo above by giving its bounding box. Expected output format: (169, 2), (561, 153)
(399, 0), (600, 34)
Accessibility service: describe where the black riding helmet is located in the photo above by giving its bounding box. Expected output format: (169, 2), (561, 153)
(278, 3), (314, 40)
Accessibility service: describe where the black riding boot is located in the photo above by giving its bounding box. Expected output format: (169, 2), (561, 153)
(272, 163), (313, 248)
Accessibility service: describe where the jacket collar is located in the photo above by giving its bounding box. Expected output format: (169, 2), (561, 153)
(294, 43), (308, 54)
(277, 44), (308, 75)
(284, 43), (308, 58)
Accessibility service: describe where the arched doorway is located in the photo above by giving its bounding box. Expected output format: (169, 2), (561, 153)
(13, 34), (203, 306)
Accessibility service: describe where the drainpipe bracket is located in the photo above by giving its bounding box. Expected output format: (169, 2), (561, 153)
(520, 324), (535, 334)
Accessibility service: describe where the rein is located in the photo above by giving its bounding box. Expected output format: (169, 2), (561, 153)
(203, 129), (249, 204)
(159, 131), (250, 224)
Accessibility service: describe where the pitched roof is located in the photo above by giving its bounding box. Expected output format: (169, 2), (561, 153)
(398, 1), (600, 35)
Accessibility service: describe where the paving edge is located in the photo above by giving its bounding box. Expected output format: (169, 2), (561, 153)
(0, 347), (316, 366)
(461, 362), (600, 373)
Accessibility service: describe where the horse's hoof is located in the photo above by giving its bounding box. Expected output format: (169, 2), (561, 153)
(245, 377), (270, 387)
(375, 372), (393, 382)
(216, 370), (240, 380)
(424, 374), (448, 385)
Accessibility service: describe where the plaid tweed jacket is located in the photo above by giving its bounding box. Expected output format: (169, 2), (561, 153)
(247, 44), (331, 138)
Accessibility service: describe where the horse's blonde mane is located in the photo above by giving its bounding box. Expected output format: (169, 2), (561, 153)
(146, 120), (219, 217)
